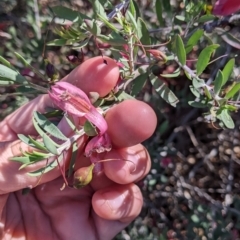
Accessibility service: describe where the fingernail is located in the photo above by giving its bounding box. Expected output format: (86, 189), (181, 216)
(102, 190), (127, 211)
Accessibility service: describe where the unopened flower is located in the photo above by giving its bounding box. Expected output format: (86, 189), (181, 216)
(213, 0), (240, 16)
(49, 82), (107, 135)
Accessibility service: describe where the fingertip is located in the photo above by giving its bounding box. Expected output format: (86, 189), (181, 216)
(64, 56), (119, 97)
(92, 183), (143, 222)
(103, 144), (151, 184)
(105, 100), (157, 148)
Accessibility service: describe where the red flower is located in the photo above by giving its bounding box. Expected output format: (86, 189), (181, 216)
(213, 0), (240, 16)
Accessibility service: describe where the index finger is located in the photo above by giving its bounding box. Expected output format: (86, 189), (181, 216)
(0, 56), (119, 141)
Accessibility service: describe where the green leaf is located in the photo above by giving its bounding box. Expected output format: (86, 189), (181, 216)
(215, 28), (240, 50)
(98, 32), (127, 46)
(196, 44), (219, 76)
(222, 58), (235, 86)
(160, 68), (181, 78)
(68, 142), (78, 177)
(137, 18), (151, 46)
(18, 134), (47, 151)
(11, 156), (32, 164)
(185, 29), (204, 54)
(28, 136), (48, 151)
(84, 19), (101, 36)
(33, 112), (68, 141)
(97, 14), (119, 32)
(84, 120), (98, 136)
(115, 90), (134, 101)
(72, 39), (89, 49)
(190, 85), (201, 98)
(225, 82), (240, 99)
(51, 6), (85, 22)
(214, 70), (223, 95)
(129, 0), (136, 18)
(204, 86), (212, 99)
(198, 14), (216, 23)
(150, 75), (179, 107)
(155, 0), (164, 26)
(89, 0), (107, 19)
(175, 34), (186, 65)
(131, 72), (148, 96)
(127, 11), (138, 32)
(28, 159), (59, 176)
(188, 100), (208, 108)
(47, 39), (67, 46)
(217, 109), (234, 129)
(0, 56), (14, 69)
(192, 78), (205, 89)
(0, 64), (26, 84)
(42, 133), (58, 155)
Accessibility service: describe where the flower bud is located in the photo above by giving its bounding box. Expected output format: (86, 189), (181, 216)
(73, 164), (95, 188)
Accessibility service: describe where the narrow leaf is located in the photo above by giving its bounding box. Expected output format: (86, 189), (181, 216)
(214, 70), (223, 95)
(33, 112), (68, 140)
(217, 109), (234, 129)
(131, 72), (148, 96)
(156, 0), (164, 26)
(42, 133), (58, 155)
(222, 58), (235, 86)
(47, 39), (67, 46)
(150, 75), (179, 107)
(185, 29), (204, 54)
(196, 44), (219, 76)
(28, 159), (59, 176)
(0, 64), (26, 83)
(225, 82), (240, 99)
(175, 35), (186, 65)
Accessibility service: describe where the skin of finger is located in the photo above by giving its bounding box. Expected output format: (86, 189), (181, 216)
(92, 183), (143, 222)
(0, 56), (120, 140)
(105, 99), (157, 148)
(103, 144), (151, 185)
(62, 56), (119, 97)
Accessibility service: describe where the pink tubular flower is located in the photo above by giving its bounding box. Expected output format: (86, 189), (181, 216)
(213, 0), (240, 16)
(49, 82), (107, 135)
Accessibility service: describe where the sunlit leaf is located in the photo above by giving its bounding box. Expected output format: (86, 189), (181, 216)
(51, 6), (89, 22)
(42, 133), (58, 155)
(84, 120), (98, 136)
(175, 34), (186, 65)
(222, 58), (235, 86)
(137, 18), (151, 46)
(47, 39), (67, 46)
(217, 109), (234, 129)
(150, 75), (179, 107)
(192, 78), (205, 88)
(33, 112), (68, 141)
(185, 29), (204, 54)
(225, 82), (240, 99)
(28, 159), (59, 176)
(196, 44), (219, 75)
(131, 72), (148, 96)
(160, 68), (181, 78)
(155, 0), (164, 26)
(190, 85), (201, 98)
(213, 70), (223, 95)
(0, 64), (26, 84)
(88, 0), (107, 19)
(215, 28), (240, 49)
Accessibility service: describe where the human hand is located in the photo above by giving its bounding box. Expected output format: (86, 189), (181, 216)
(0, 56), (157, 240)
